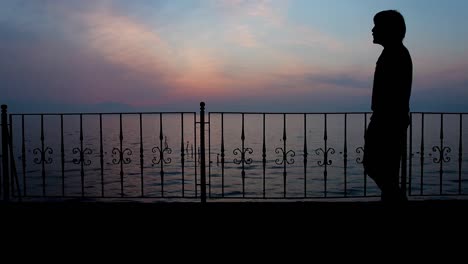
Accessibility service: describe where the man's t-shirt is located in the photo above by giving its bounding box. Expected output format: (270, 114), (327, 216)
(371, 43), (412, 121)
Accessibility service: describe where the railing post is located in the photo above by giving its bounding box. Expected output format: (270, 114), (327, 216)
(400, 126), (408, 195)
(1, 105), (10, 201)
(199, 102), (207, 203)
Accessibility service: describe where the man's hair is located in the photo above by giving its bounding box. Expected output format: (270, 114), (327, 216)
(374, 10), (406, 41)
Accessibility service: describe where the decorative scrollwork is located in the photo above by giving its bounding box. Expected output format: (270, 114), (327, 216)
(112, 148), (132, 164)
(432, 146), (451, 163)
(233, 148), (253, 165)
(33, 147), (53, 164)
(164, 136), (169, 148)
(355, 147), (364, 164)
(152, 145), (172, 165)
(315, 147), (336, 166)
(275, 148), (295, 165)
(72, 147), (93, 166)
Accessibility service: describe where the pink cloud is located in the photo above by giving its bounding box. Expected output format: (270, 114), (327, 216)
(411, 53), (468, 92)
(230, 25), (259, 47)
(285, 25), (345, 53)
(215, 0), (286, 25)
(76, 12), (174, 78)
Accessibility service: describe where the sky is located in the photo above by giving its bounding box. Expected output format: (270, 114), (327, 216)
(1, 0), (468, 112)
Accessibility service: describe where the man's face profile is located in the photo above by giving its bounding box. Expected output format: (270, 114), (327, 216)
(372, 23), (383, 45)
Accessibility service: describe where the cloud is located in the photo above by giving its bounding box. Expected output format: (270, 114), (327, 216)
(216, 0), (285, 25)
(285, 26), (345, 52)
(216, 0), (343, 52)
(311, 73), (371, 90)
(415, 60), (468, 90)
(246, 0), (285, 26)
(230, 25), (258, 47)
(75, 10), (175, 80)
(0, 32), (170, 104)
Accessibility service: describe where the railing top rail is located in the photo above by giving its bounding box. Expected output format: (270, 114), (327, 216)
(6, 111), (468, 117)
(209, 112), (371, 115)
(9, 112), (196, 116)
(410, 112), (468, 114)
(209, 111), (468, 115)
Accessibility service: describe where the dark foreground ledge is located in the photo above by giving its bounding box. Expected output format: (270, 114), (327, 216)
(2, 199), (468, 214)
(2, 198), (468, 206)
(2, 200), (468, 233)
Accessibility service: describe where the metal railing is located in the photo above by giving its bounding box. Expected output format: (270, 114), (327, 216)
(408, 113), (465, 197)
(2, 105), (201, 200)
(1, 103), (467, 202)
(207, 112), (376, 199)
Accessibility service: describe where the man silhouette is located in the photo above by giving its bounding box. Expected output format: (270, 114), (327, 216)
(363, 10), (412, 203)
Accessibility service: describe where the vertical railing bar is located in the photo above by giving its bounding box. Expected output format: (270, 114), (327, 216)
(9, 115), (21, 199)
(0, 116), (1, 201)
(0, 119), (2, 199)
(221, 113), (225, 197)
(80, 114), (84, 197)
(324, 113), (328, 198)
(364, 113), (367, 197)
(41, 114), (46, 197)
(0, 120), (1, 199)
(1, 105), (9, 201)
(344, 114), (348, 197)
(22, 115), (26, 196)
(8, 114), (15, 196)
(241, 113), (245, 198)
(119, 114), (124, 197)
(208, 113), (211, 197)
(283, 113), (287, 198)
(159, 113), (164, 197)
(199, 102), (206, 203)
(7, 115), (11, 195)
(262, 113), (266, 199)
(0, 120), (2, 199)
(139, 113), (144, 197)
(409, 113), (413, 196)
(60, 115), (65, 197)
(439, 113), (444, 195)
(194, 112), (198, 198)
(420, 113), (424, 196)
(459, 114), (463, 195)
(304, 114), (308, 198)
(181, 113), (185, 197)
(99, 114), (104, 197)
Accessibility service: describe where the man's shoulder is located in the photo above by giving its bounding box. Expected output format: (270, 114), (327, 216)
(401, 45), (413, 66)
(383, 45), (412, 64)
(401, 44), (412, 56)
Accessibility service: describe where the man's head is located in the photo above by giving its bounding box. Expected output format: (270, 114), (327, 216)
(372, 10), (406, 46)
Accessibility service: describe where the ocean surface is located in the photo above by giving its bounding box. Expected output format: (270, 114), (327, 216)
(4, 112), (468, 200)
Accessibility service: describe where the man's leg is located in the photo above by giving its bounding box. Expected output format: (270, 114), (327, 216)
(380, 134), (408, 203)
(363, 121), (385, 189)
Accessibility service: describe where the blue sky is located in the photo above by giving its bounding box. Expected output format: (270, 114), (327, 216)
(1, 0), (468, 112)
